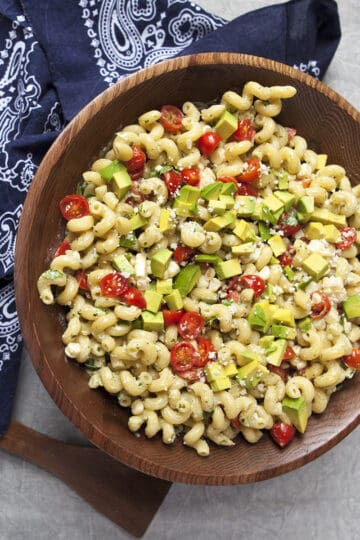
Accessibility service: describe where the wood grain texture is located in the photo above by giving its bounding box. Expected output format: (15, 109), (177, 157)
(14, 53), (360, 485)
(0, 421), (171, 537)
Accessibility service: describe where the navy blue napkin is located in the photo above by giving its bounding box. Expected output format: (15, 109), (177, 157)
(0, 0), (341, 436)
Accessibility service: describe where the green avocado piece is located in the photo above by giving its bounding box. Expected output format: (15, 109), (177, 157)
(210, 377), (232, 392)
(220, 181), (237, 196)
(129, 214), (148, 231)
(112, 167), (132, 199)
(194, 254), (222, 265)
(231, 243), (255, 255)
(301, 253), (329, 280)
(262, 284), (276, 302)
(248, 300), (272, 333)
(298, 317), (312, 332)
(265, 339), (287, 366)
(343, 294), (360, 319)
(272, 308), (295, 327)
(282, 396), (308, 433)
(261, 204), (284, 225)
(283, 266), (295, 281)
(208, 199), (227, 215)
(119, 231), (136, 249)
(215, 259), (242, 280)
(219, 195), (235, 209)
(297, 276), (313, 290)
(304, 222), (325, 240)
(323, 224), (341, 243)
(258, 221), (271, 241)
(150, 249), (172, 278)
(236, 359), (268, 389)
(271, 324), (296, 340)
(165, 289), (183, 310)
(222, 363), (238, 377)
(268, 234), (287, 257)
(275, 170), (289, 190)
(205, 362), (225, 382)
(112, 254), (135, 275)
(297, 195), (314, 215)
(173, 199), (198, 217)
(274, 191), (296, 211)
(239, 350), (262, 364)
(203, 211), (235, 231)
(159, 209), (172, 233)
(233, 220), (257, 242)
(176, 185), (201, 204)
(263, 194), (284, 214)
(156, 279), (173, 295)
(311, 208), (346, 227)
(174, 264), (201, 297)
(100, 160), (123, 182)
(215, 110), (238, 140)
(144, 290), (163, 313)
(201, 182), (224, 200)
(235, 196), (256, 217)
(259, 335), (275, 348)
(141, 311), (164, 332)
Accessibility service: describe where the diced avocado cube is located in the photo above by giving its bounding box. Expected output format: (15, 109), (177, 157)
(215, 110), (238, 140)
(100, 160), (123, 182)
(323, 224), (341, 243)
(239, 350), (262, 364)
(297, 195), (314, 216)
(165, 289), (183, 310)
(173, 199), (197, 217)
(129, 214), (148, 231)
(211, 377), (232, 392)
(112, 254), (135, 275)
(208, 199), (227, 215)
(343, 294), (360, 319)
(258, 221), (271, 241)
(159, 209), (172, 233)
(219, 195), (235, 209)
(235, 196), (256, 217)
(282, 396), (308, 433)
(259, 335), (275, 348)
(265, 339), (287, 366)
(311, 208), (346, 227)
(298, 317), (312, 332)
(274, 191), (296, 211)
(151, 249), (172, 278)
(141, 311), (164, 332)
(119, 231), (136, 249)
(131, 319), (143, 330)
(220, 181), (237, 196)
(262, 284), (276, 302)
(263, 195), (284, 214)
(283, 266), (295, 281)
(156, 279), (173, 295)
(249, 202), (263, 221)
(315, 154), (327, 170)
(231, 243), (255, 255)
(272, 308), (295, 327)
(201, 182), (223, 200)
(298, 276), (313, 290)
(194, 254), (222, 265)
(215, 259), (242, 280)
(271, 324), (296, 339)
(203, 212), (235, 231)
(205, 362), (224, 382)
(275, 170), (289, 190)
(233, 220), (257, 242)
(236, 359), (268, 389)
(248, 300), (272, 333)
(301, 253), (329, 280)
(144, 290), (163, 313)
(262, 205), (284, 225)
(304, 222), (325, 240)
(174, 264), (201, 297)
(177, 185), (201, 203)
(268, 235), (287, 257)
(112, 167), (132, 199)
(222, 363), (238, 377)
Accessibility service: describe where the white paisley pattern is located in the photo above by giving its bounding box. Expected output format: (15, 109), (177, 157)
(79, 0), (225, 84)
(0, 204), (22, 276)
(0, 282), (21, 372)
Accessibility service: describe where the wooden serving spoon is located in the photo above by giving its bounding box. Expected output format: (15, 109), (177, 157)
(0, 420), (172, 537)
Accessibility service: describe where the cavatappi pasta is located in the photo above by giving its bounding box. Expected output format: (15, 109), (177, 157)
(38, 82), (360, 455)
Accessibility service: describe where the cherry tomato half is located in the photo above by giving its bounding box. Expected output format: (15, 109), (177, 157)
(163, 169), (182, 196)
(278, 250), (294, 268)
(277, 209), (301, 237)
(173, 246), (194, 264)
(286, 127), (297, 142)
(124, 145), (146, 180)
(125, 181), (145, 206)
(283, 346), (296, 360)
(170, 342), (199, 373)
(163, 310), (184, 327)
(237, 182), (259, 197)
(195, 337), (215, 368)
(54, 240), (71, 257)
(75, 270), (89, 291)
(198, 132), (221, 157)
(99, 272), (129, 298)
(60, 195), (89, 220)
(232, 118), (256, 142)
(335, 227), (357, 250)
(217, 176), (239, 192)
(230, 275), (265, 299)
(236, 158), (261, 183)
(310, 290), (331, 320)
(342, 347), (360, 370)
(178, 312), (205, 340)
(267, 364), (288, 382)
(159, 105), (184, 133)
(180, 368), (204, 382)
(121, 287), (146, 309)
(227, 290), (240, 303)
(181, 167), (200, 186)
(270, 422), (296, 448)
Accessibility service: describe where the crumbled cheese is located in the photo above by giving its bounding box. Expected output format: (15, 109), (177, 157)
(308, 239), (334, 257)
(321, 276), (347, 302)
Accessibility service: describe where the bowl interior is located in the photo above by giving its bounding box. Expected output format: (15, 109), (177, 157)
(15, 53), (360, 484)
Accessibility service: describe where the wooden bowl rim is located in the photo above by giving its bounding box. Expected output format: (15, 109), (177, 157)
(15, 52), (360, 485)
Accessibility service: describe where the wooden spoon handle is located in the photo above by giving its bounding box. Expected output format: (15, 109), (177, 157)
(0, 420), (171, 537)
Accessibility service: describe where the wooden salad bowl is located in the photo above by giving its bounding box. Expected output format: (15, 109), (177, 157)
(15, 53), (360, 485)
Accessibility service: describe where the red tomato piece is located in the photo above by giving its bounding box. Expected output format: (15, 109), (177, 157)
(278, 250), (293, 268)
(277, 209), (301, 237)
(198, 132), (221, 156)
(283, 346), (296, 360)
(173, 246), (194, 264)
(195, 337), (215, 368)
(60, 195), (89, 220)
(342, 348), (360, 370)
(124, 145), (146, 180)
(99, 272), (129, 298)
(121, 287), (146, 309)
(160, 105), (184, 133)
(178, 312), (205, 340)
(227, 290), (240, 303)
(236, 158), (261, 183)
(125, 181), (146, 206)
(232, 118), (256, 142)
(170, 342), (198, 373)
(335, 227), (357, 250)
(286, 127), (297, 142)
(181, 167), (200, 186)
(163, 169), (182, 196)
(180, 368), (203, 382)
(163, 309), (184, 327)
(268, 364), (288, 382)
(239, 275), (266, 298)
(217, 176), (239, 192)
(54, 240), (71, 257)
(237, 182), (259, 197)
(75, 270), (89, 291)
(270, 422), (296, 448)
(310, 290), (331, 320)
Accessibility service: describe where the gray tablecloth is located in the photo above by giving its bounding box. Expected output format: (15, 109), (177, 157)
(1, 1), (359, 539)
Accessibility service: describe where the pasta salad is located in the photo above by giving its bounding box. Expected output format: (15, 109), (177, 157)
(37, 81), (360, 456)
